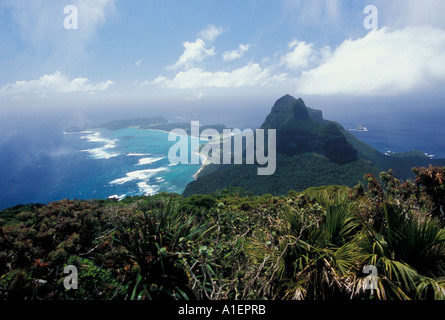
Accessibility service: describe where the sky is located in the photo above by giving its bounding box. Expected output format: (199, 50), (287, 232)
(1, 0), (445, 127)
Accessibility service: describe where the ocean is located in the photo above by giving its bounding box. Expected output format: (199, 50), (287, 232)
(324, 103), (445, 159)
(0, 104), (444, 211)
(0, 125), (202, 210)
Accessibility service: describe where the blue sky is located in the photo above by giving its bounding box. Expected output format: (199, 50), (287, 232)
(1, 0), (445, 122)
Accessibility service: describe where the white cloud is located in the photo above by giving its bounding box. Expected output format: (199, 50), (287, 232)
(279, 40), (332, 75)
(374, 0), (445, 29)
(198, 25), (224, 43)
(157, 26), (287, 90)
(281, 40), (315, 70)
(296, 26), (445, 96)
(74, 0), (115, 36)
(168, 25), (224, 70)
(135, 59), (143, 67)
(151, 14), (445, 98)
(150, 76), (168, 86)
(153, 63), (287, 89)
(0, 71), (114, 96)
(223, 44), (250, 62)
(169, 39), (216, 70)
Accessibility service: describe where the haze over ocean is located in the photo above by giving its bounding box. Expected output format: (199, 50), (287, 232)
(0, 101), (444, 211)
(0, 124), (202, 210)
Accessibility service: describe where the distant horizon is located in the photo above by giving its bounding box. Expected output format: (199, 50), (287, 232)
(1, 91), (444, 133)
(2, 2), (445, 307)
(1, 92), (445, 211)
(1, 1), (445, 210)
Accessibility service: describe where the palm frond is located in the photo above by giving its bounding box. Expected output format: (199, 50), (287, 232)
(416, 277), (445, 300)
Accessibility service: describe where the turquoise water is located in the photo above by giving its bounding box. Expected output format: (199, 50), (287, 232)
(0, 127), (203, 210)
(75, 127), (203, 199)
(1, 104), (444, 210)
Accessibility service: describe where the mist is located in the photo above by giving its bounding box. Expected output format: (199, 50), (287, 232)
(2, 89), (445, 134)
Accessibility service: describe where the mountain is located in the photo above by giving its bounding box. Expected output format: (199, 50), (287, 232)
(260, 94), (357, 164)
(183, 95), (445, 196)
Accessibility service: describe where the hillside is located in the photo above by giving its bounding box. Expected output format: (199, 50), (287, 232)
(260, 94), (357, 164)
(1, 166), (444, 301)
(184, 95), (445, 196)
(185, 153), (380, 196)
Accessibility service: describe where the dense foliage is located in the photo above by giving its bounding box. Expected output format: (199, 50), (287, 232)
(184, 153), (381, 196)
(0, 166), (444, 300)
(260, 95), (357, 164)
(185, 95), (445, 197)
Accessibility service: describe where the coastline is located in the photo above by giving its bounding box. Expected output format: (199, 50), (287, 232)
(193, 152), (209, 180)
(191, 133), (234, 180)
(145, 128), (209, 140)
(145, 128), (174, 135)
(145, 128), (210, 181)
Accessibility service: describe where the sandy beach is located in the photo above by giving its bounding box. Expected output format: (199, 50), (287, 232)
(145, 128), (210, 180)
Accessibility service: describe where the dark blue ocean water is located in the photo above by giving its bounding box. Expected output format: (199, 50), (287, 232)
(0, 104), (444, 210)
(323, 104), (445, 159)
(0, 125), (202, 210)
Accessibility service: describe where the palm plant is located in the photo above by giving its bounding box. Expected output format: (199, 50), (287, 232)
(113, 197), (210, 300)
(354, 204), (445, 300)
(247, 190), (361, 300)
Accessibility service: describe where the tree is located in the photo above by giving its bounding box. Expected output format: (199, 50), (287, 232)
(413, 166), (445, 224)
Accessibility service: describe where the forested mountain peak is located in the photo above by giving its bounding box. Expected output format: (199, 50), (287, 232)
(261, 94), (357, 164)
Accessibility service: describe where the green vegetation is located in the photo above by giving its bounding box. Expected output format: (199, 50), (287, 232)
(4, 94), (445, 301)
(187, 95), (445, 196)
(1, 167), (444, 300)
(342, 127), (445, 179)
(141, 123), (227, 135)
(100, 117), (169, 131)
(184, 153), (381, 196)
(260, 94), (357, 164)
